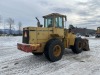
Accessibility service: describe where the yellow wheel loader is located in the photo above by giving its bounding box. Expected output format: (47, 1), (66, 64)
(95, 27), (100, 38)
(17, 13), (90, 62)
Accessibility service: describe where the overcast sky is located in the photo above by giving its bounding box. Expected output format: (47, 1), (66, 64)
(0, 0), (100, 29)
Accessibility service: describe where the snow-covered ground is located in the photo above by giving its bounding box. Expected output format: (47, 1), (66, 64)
(0, 36), (100, 75)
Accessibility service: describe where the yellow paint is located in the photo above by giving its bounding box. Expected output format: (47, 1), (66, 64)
(23, 27), (76, 52)
(66, 33), (76, 47)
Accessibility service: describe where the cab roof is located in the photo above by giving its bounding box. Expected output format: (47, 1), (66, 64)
(43, 13), (66, 18)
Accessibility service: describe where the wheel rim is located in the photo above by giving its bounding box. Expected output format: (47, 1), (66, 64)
(78, 42), (82, 49)
(53, 45), (61, 57)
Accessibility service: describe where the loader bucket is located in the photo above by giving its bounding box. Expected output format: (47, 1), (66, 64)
(82, 39), (90, 51)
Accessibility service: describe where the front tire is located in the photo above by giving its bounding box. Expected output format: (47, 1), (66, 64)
(71, 38), (83, 54)
(44, 39), (64, 62)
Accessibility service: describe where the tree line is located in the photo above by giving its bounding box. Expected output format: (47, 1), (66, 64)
(0, 15), (22, 35)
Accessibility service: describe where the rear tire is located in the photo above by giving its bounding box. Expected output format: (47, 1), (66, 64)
(71, 38), (83, 54)
(44, 39), (64, 62)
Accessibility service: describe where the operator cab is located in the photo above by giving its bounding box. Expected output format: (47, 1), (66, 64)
(43, 13), (67, 28)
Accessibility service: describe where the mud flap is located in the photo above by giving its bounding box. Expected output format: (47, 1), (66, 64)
(82, 39), (90, 51)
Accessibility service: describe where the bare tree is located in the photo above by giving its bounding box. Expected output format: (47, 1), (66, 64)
(18, 21), (22, 34)
(6, 18), (14, 35)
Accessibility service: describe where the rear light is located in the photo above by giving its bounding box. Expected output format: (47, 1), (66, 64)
(23, 30), (29, 44)
(24, 31), (27, 37)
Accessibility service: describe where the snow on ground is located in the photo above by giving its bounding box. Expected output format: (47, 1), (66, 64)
(0, 36), (100, 75)
(0, 36), (22, 47)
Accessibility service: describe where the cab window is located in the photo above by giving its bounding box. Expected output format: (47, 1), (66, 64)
(44, 18), (53, 27)
(55, 17), (63, 28)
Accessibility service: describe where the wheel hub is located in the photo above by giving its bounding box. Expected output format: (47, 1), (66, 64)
(53, 45), (61, 57)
